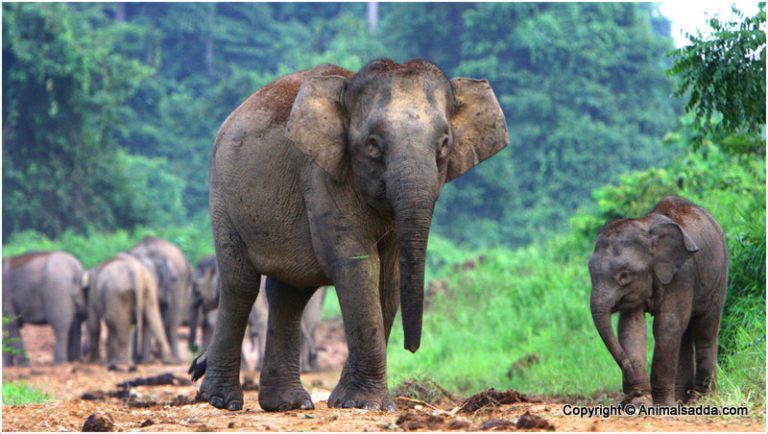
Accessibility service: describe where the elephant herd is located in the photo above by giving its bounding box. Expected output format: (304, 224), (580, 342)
(2, 236), (327, 372)
(3, 58), (730, 412)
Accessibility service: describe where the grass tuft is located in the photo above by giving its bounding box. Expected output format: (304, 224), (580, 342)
(2, 381), (51, 406)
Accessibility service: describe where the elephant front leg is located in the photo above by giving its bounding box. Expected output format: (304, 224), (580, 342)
(618, 308), (651, 404)
(651, 313), (686, 406)
(328, 258), (394, 411)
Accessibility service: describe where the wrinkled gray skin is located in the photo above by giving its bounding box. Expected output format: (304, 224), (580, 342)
(189, 257), (325, 372)
(129, 236), (192, 362)
(189, 59), (508, 412)
(2, 252), (85, 365)
(249, 278), (328, 373)
(86, 254), (174, 370)
(589, 196), (728, 406)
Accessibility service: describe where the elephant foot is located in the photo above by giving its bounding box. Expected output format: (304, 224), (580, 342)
(199, 371), (244, 411)
(328, 382), (394, 411)
(258, 383), (314, 412)
(621, 392), (652, 407)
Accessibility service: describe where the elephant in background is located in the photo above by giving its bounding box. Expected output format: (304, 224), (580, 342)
(189, 256), (326, 372)
(589, 196), (728, 406)
(189, 254), (219, 352)
(190, 58), (508, 411)
(249, 279), (327, 373)
(2, 251), (86, 365)
(85, 253), (174, 370)
(129, 236), (192, 361)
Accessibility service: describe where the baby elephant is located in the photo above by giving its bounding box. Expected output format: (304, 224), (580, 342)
(86, 253), (174, 370)
(589, 196), (728, 406)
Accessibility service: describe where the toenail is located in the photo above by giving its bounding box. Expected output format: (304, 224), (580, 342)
(227, 400), (242, 411)
(343, 400), (356, 408)
(301, 400), (314, 410)
(210, 396), (225, 408)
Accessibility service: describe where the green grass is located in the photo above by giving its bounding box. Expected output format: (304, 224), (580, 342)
(2, 381), (51, 406)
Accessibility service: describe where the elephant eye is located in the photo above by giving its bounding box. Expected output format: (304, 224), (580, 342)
(437, 133), (451, 160)
(615, 270), (632, 286)
(367, 135), (383, 159)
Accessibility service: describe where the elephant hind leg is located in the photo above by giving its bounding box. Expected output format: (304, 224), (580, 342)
(691, 310), (723, 396)
(143, 294), (175, 364)
(258, 279), (316, 411)
(67, 316), (83, 362)
(106, 322), (132, 370)
(675, 327), (695, 403)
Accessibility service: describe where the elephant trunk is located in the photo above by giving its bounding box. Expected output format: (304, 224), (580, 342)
(390, 160), (439, 353)
(590, 289), (635, 379)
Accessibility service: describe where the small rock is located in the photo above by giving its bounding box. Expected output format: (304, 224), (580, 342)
(516, 411), (554, 430)
(82, 413), (115, 432)
(139, 419), (154, 428)
(228, 422), (236, 428)
(480, 418), (516, 430)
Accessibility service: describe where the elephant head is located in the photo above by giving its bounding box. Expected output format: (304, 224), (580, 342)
(588, 215), (699, 380)
(286, 59), (508, 351)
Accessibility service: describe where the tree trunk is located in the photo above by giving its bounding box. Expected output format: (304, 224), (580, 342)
(115, 3), (126, 23)
(206, 5), (215, 77)
(367, 2), (379, 34)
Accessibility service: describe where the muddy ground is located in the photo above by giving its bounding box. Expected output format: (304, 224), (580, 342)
(2, 323), (765, 432)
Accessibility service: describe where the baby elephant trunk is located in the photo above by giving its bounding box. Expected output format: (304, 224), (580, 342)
(590, 290), (636, 380)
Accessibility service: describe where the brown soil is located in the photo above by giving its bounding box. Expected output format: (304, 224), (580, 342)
(2, 323), (765, 432)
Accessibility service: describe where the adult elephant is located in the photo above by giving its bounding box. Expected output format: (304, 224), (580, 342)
(190, 59), (508, 412)
(129, 236), (192, 362)
(85, 253), (174, 370)
(2, 251), (86, 365)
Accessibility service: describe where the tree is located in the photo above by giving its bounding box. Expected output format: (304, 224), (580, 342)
(2, 3), (152, 240)
(668, 3), (766, 148)
(433, 3), (679, 246)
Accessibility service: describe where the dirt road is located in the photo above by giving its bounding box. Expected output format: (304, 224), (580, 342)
(2, 323), (765, 432)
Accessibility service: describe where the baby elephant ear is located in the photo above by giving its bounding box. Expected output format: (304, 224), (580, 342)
(650, 221), (700, 285)
(286, 75), (349, 181)
(447, 78), (509, 182)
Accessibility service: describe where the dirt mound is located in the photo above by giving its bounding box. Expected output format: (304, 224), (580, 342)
(117, 372), (191, 388)
(459, 388), (533, 413)
(516, 411), (555, 430)
(82, 413), (115, 432)
(396, 413), (471, 431)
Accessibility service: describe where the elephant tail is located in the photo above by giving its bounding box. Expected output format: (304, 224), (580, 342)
(129, 267), (144, 363)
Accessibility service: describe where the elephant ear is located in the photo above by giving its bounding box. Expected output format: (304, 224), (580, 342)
(285, 75), (349, 181)
(650, 220), (699, 285)
(447, 78), (509, 182)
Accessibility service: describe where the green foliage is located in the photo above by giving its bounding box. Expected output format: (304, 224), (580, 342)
(435, 2), (679, 247)
(2, 316), (25, 360)
(2, 215), (214, 269)
(2, 3), (678, 250)
(668, 4), (766, 147)
(2, 3), (153, 241)
(2, 381), (51, 406)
